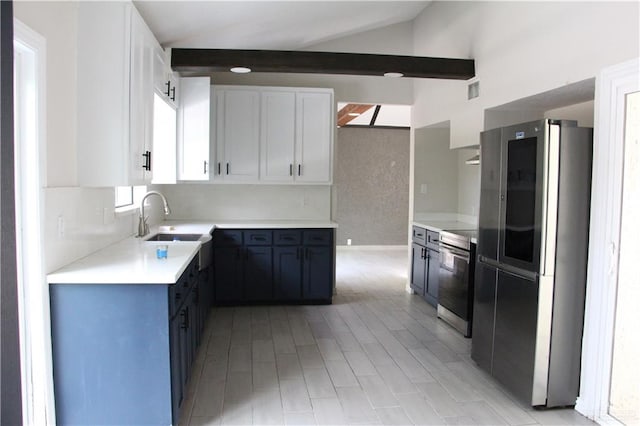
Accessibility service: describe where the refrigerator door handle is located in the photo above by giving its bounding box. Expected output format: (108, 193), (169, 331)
(478, 255), (538, 282)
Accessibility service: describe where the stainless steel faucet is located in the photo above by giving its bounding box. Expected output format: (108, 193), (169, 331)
(137, 191), (171, 237)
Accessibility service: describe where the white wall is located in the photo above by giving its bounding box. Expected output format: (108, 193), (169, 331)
(412, 1), (639, 148)
(14, 3), (147, 273)
(457, 148), (480, 221)
(545, 100), (595, 128)
(413, 126), (459, 216)
(14, 1), (77, 187)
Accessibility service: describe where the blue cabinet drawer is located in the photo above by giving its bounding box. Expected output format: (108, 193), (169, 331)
(274, 230), (302, 245)
(244, 230), (272, 246)
(412, 226), (427, 245)
(169, 257), (198, 317)
(213, 230), (242, 247)
(426, 231), (440, 250)
(303, 229), (333, 246)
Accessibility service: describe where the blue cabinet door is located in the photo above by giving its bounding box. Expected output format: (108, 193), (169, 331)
(214, 247), (244, 302)
(411, 242), (426, 296)
(245, 246), (273, 301)
(425, 247), (439, 307)
(302, 246), (333, 301)
(273, 246), (302, 300)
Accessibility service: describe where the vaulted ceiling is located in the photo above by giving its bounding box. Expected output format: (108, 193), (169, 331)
(133, 1), (431, 49)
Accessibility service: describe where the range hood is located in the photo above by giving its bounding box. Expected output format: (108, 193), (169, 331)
(465, 154), (480, 165)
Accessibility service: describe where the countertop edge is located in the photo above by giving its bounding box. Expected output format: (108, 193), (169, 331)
(47, 220), (338, 285)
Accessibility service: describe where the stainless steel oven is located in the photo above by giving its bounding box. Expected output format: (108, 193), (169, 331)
(437, 230), (476, 337)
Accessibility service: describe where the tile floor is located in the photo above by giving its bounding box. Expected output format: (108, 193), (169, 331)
(179, 247), (593, 425)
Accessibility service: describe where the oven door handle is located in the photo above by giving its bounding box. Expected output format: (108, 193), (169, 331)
(439, 244), (470, 262)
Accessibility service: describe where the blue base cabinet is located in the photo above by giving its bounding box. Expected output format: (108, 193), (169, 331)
(213, 228), (334, 305)
(50, 258), (203, 426)
(302, 245), (333, 300)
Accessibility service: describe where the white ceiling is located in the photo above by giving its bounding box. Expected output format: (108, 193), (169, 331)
(133, 1), (431, 49)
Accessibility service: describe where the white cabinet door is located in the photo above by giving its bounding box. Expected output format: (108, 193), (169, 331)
(260, 91), (296, 182)
(295, 91), (333, 183)
(76, 2), (130, 186)
(76, 2), (160, 186)
(215, 88), (260, 181)
(178, 77), (210, 181)
(129, 7), (155, 185)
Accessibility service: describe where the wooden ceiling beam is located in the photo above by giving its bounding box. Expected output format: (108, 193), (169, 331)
(337, 104), (374, 127)
(171, 49), (475, 80)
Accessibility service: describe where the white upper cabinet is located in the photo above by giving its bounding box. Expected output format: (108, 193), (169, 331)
(212, 85), (334, 184)
(154, 48), (178, 107)
(214, 88), (261, 182)
(295, 91), (333, 183)
(178, 77), (211, 181)
(129, 8), (156, 185)
(76, 2), (160, 186)
(260, 91), (296, 182)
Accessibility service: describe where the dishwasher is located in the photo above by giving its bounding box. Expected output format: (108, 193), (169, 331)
(437, 230), (477, 337)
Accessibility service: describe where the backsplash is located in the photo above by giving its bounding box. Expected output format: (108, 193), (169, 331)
(44, 187), (141, 273)
(155, 184), (331, 221)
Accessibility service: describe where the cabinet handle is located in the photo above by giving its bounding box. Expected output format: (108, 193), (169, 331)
(290, 164), (293, 176)
(296, 248), (300, 259)
(142, 151), (151, 171)
(236, 248), (241, 259)
(298, 164), (302, 176)
(218, 162), (221, 175)
(305, 248), (309, 260)
(226, 163), (230, 175)
(181, 307), (189, 329)
(170, 86), (176, 102)
(254, 236), (266, 241)
(245, 249), (249, 260)
(165, 80), (171, 98)
(203, 161), (208, 174)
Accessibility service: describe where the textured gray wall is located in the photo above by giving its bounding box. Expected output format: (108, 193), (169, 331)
(333, 127), (410, 245)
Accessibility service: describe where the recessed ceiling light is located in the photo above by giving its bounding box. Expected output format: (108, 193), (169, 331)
(348, 112), (360, 117)
(230, 66), (251, 73)
(384, 72), (404, 78)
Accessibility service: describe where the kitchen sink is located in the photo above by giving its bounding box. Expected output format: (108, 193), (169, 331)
(145, 233), (204, 242)
(144, 233), (212, 270)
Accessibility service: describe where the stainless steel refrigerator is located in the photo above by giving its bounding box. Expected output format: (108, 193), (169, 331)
(472, 119), (592, 408)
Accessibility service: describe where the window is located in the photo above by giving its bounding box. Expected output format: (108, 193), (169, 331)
(115, 185), (147, 210)
(115, 186), (133, 208)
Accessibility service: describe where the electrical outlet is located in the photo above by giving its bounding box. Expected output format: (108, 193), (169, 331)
(347, 238), (352, 246)
(57, 215), (65, 238)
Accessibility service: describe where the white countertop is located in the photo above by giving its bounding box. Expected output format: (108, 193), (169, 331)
(412, 220), (477, 233)
(47, 238), (201, 284)
(204, 219), (338, 229)
(412, 220), (478, 244)
(47, 220), (337, 285)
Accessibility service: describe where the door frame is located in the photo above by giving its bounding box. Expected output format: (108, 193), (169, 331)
(576, 58), (639, 424)
(13, 18), (55, 425)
